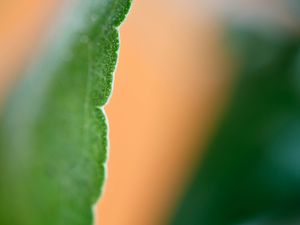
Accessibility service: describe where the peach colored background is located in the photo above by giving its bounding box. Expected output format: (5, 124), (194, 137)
(0, 0), (60, 105)
(0, 1), (230, 225)
(96, 1), (231, 225)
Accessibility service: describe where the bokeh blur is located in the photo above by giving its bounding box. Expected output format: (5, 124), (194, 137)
(1, 0), (300, 225)
(96, 1), (230, 225)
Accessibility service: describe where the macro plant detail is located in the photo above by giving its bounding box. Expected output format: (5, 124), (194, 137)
(0, 1), (131, 225)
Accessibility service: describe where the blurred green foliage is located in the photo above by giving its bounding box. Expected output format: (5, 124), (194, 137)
(0, 1), (131, 225)
(171, 20), (300, 225)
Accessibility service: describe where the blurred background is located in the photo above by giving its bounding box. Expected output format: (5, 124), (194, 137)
(1, 0), (300, 225)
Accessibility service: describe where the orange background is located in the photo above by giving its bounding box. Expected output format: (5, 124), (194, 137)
(0, 1), (230, 224)
(97, 1), (230, 224)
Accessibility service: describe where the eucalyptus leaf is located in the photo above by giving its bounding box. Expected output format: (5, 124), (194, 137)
(0, 0), (131, 225)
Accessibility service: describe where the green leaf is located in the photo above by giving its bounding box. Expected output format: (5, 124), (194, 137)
(170, 27), (300, 224)
(0, 0), (131, 225)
